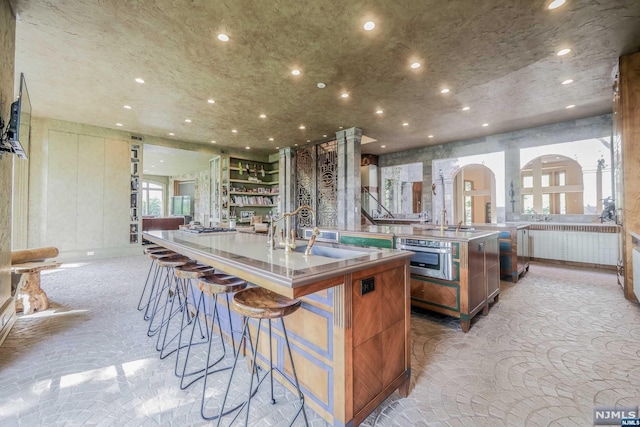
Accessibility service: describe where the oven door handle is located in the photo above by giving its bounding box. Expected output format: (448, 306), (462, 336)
(399, 246), (451, 254)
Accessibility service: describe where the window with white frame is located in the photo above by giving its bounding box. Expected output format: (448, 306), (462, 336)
(142, 181), (165, 217)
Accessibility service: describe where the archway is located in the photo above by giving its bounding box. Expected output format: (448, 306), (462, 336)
(453, 164), (496, 224)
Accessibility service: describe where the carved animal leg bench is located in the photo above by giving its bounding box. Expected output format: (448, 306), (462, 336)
(11, 247), (60, 314)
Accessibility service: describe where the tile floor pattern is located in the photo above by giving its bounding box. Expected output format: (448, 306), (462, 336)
(0, 255), (639, 426)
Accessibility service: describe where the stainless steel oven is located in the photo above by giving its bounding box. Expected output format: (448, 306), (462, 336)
(396, 237), (453, 281)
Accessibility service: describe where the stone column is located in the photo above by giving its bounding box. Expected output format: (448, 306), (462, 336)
(504, 148), (520, 221)
(279, 147), (296, 215)
(336, 127), (362, 229)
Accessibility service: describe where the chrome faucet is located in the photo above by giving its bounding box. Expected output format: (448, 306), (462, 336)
(270, 205), (319, 253)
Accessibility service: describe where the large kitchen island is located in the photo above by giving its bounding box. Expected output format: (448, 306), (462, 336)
(143, 230), (412, 427)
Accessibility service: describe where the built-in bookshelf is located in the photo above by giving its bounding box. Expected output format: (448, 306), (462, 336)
(130, 144), (140, 243)
(225, 157), (279, 223)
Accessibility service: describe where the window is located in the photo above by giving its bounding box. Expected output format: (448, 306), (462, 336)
(142, 181), (165, 217)
(520, 138), (612, 216)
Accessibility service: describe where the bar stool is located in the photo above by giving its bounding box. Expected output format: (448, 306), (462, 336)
(215, 287), (309, 426)
(161, 263), (216, 364)
(137, 246), (172, 315)
(147, 255), (194, 345)
(189, 274), (251, 417)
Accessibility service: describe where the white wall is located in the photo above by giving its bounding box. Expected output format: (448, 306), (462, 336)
(28, 118), (137, 261)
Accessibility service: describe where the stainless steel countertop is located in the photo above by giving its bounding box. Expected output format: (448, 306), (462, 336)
(143, 230), (411, 297)
(314, 225), (499, 242)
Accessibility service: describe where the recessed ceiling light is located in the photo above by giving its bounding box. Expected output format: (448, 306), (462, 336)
(291, 69), (301, 76)
(462, 106), (470, 111)
(323, 134), (328, 137)
(211, 140), (216, 143)
(259, 114), (267, 119)
(381, 145), (386, 148)
(275, 146), (280, 149)
(116, 123), (123, 127)
(317, 82), (326, 89)
(159, 160), (164, 163)
(339, 126), (343, 129)
(306, 140), (310, 143)
(402, 122), (409, 126)
(548, 0), (566, 10)
(218, 34), (229, 42)
(557, 48), (571, 56)
(185, 119), (191, 123)
(376, 109), (384, 115)
(562, 79), (574, 85)
(168, 132), (174, 136)
(295, 144), (299, 146)
(245, 146), (250, 150)
(232, 129), (238, 133)
(123, 105), (132, 110)
(441, 88), (450, 94)
(135, 78), (145, 84)
(151, 165), (155, 168)
(566, 104), (575, 109)
(363, 21), (375, 31)
(482, 123), (489, 127)
(268, 137), (274, 141)
(410, 62), (421, 69)
(428, 135), (434, 138)
(299, 125), (306, 130)
(341, 92), (349, 98)
(207, 99), (215, 104)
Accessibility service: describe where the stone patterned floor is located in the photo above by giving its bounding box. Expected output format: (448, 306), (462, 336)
(0, 255), (639, 426)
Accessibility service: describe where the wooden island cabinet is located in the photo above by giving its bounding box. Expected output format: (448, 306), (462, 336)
(404, 230), (500, 332)
(471, 223), (530, 283)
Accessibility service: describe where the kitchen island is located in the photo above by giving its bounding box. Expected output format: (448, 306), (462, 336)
(396, 227), (500, 332)
(143, 230), (412, 427)
(308, 225), (500, 332)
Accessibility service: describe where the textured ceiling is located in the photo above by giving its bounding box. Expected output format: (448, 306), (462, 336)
(10, 0), (640, 156)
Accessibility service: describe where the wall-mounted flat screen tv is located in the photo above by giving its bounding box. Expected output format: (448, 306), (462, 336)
(4, 73), (31, 159)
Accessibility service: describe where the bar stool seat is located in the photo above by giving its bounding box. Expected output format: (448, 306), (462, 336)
(232, 287), (301, 319)
(143, 245), (164, 254)
(214, 287), (309, 426)
(157, 255), (193, 268)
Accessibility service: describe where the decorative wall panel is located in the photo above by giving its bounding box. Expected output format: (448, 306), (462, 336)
(316, 141), (338, 228)
(296, 147), (316, 229)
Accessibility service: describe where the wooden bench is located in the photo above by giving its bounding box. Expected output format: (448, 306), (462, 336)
(11, 247), (60, 314)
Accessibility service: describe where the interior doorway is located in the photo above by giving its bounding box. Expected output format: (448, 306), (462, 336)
(453, 164), (496, 224)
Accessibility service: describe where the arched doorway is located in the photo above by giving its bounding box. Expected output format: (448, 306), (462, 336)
(453, 164), (496, 224)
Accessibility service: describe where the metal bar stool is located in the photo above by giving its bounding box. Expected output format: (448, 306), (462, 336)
(215, 287), (309, 427)
(160, 263), (216, 363)
(146, 255), (194, 344)
(137, 247), (173, 316)
(189, 274), (253, 418)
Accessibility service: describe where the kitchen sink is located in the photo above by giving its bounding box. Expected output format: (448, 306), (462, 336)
(292, 244), (371, 259)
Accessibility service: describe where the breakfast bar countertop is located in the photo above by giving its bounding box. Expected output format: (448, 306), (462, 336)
(143, 229), (411, 298)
